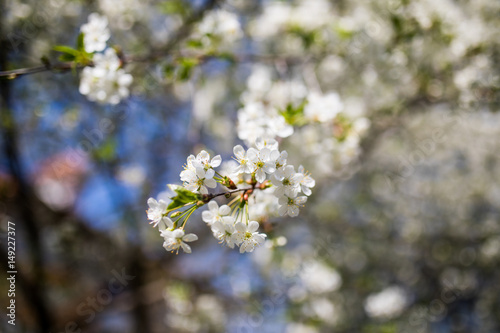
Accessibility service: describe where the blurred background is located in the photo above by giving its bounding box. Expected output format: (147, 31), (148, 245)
(1, 0), (500, 332)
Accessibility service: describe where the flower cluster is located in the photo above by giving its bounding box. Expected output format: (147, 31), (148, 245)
(146, 138), (314, 254)
(237, 65), (370, 176)
(78, 13), (133, 104)
(196, 9), (242, 47)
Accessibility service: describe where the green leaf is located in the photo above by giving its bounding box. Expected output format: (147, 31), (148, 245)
(167, 198), (186, 211)
(177, 57), (199, 81)
(279, 101), (307, 126)
(159, 0), (191, 17)
(163, 63), (175, 78)
(93, 139), (117, 162)
(53, 45), (80, 56)
(186, 39), (204, 49)
(167, 188), (201, 211)
(58, 53), (76, 62)
(77, 33), (85, 51)
(174, 187), (200, 202)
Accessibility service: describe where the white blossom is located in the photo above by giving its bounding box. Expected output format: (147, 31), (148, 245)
(196, 150), (222, 170)
(278, 195), (307, 217)
(297, 165), (315, 196)
(147, 197), (168, 227)
(304, 92), (343, 123)
(272, 165), (303, 198)
(211, 220), (237, 248)
(237, 102), (293, 144)
(364, 286), (408, 319)
(197, 9), (242, 44)
(79, 48), (133, 105)
(202, 200), (233, 226)
(233, 221), (267, 253)
(180, 165), (216, 194)
(247, 147), (276, 183)
(161, 229), (198, 254)
(80, 13), (110, 53)
(233, 145), (256, 174)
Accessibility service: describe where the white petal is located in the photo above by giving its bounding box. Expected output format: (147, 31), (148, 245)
(260, 148), (271, 161)
(302, 186), (312, 196)
(284, 165), (295, 177)
(295, 196), (308, 205)
(256, 169), (266, 183)
(248, 221), (260, 233)
(247, 148), (258, 162)
(211, 221), (224, 233)
(288, 205), (299, 217)
(180, 242), (192, 253)
(234, 222), (247, 233)
(233, 145), (245, 158)
(147, 197), (157, 208)
(274, 169), (285, 180)
(211, 155), (222, 167)
(207, 200), (219, 212)
(274, 186), (285, 198)
(263, 162), (276, 174)
(253, 233), (266, 244)
(195, 166), (205, 178)
(219, 205), (231, 215)
(222, 216), (236, 224)
(278, 205), (288, 216)
(198, 150), (210, 162)
(183, 233), (198, 242)
(270, 149), (280, 162)
(204, 178), (217, 188)
(205, 168), (215, 179)
(172, 229), (185, 238)
(271, 175), (283, 186)
(255, 137), (264, 150)
(202, 210), (215, 223)
(163, 217), (174, 229)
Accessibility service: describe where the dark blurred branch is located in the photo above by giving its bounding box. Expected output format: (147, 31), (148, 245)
(0, 1), (53, 331)
(0, 61), (74, 78)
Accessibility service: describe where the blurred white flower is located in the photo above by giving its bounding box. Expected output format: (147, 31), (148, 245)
(237, 102), (293, 144)
(80, 13), (110, 53)
(300, 260), (342, 293)
(79, 49), (133, 104)
(364, 286), (408, 319)
(147, 198), (168, 227)
(198, 9), (242, 44)
(304, 92), (343, 123)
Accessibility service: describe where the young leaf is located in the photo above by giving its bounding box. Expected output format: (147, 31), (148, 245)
(53, 45), (80, 56)
(77, 33), (85, 51)
(167, 188), (201, 211)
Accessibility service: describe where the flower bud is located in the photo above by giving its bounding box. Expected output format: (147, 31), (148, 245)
(171, 211), (182, 218)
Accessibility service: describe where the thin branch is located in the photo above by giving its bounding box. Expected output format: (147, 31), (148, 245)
(208, 187), (249, 200)
(0, 62), (74, 79)
(0, 0), (221, 79)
